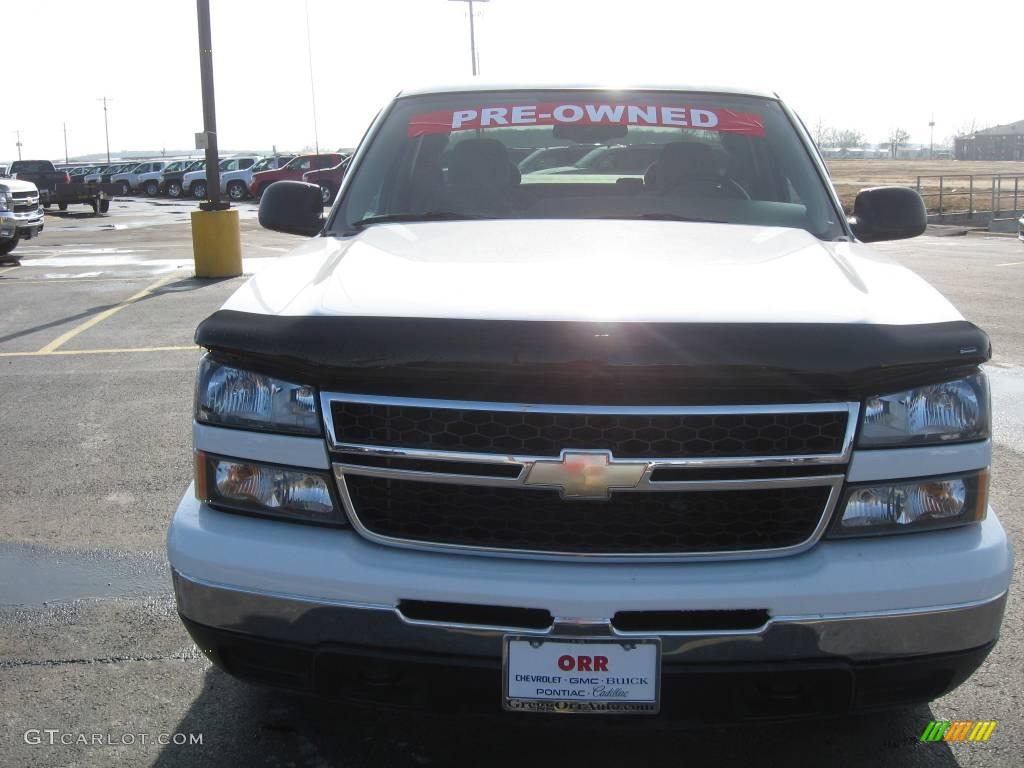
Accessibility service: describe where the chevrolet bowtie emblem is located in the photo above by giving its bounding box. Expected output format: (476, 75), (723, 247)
(524, 451), (647, 499)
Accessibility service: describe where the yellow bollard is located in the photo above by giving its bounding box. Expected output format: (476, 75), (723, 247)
(191, 208), (242, 278)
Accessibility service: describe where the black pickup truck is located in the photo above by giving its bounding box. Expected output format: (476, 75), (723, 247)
(10, 158), (117, 213)
(9, 160), (69, 205)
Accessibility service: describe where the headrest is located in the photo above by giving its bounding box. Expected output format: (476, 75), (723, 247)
(644, 141), (715, 188)
(448, 139), (512, 188)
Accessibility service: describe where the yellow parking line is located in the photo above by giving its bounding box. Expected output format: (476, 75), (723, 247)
(0, 345), (198, 358)
(0, 265), (19, 276)
(37, 275), (176, 354)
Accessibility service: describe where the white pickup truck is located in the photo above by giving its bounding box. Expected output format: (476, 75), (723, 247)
(168, 85), (1012, 721)
(0, 177), (43, 261)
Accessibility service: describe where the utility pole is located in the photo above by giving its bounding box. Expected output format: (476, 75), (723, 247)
(304, 0), (320, 155)
(98, 97), (112, 164)
(63, 122), (69, 165)
(196, 0), (225, 210)
(449, 0), (489, 76)
(15, 130), (23, 160)
(928, 114), (935, 160)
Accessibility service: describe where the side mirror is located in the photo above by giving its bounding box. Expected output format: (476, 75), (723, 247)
(849, 186), (927, 243)
(258, 180), (323, 237)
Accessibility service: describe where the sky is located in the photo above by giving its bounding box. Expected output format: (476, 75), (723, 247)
(3, 0), (1017, 162)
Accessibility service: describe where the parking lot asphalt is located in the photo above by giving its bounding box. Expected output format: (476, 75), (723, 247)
(0, 202), (1021, 767)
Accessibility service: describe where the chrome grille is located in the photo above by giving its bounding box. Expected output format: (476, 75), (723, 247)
(323, 392), (857, 561)
(11, 190), (40, 213)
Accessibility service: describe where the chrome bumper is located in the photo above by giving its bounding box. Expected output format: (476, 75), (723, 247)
(0, 209), (43, 238)
(172, 569), (1007, 664)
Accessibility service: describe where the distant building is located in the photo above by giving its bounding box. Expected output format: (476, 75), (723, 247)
(955, 120), (1024, 160)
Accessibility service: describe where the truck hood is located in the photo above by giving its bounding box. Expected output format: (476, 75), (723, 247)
(0, 178), (39, 193)
(224, 219), (962, 325)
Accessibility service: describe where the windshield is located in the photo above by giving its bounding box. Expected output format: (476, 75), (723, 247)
(251, 157), (275, 172)
(335, 90), (844, 239)
(163, 162), (184, 173)
(13, 161), (53, 172)
(283, 156), (313, 170)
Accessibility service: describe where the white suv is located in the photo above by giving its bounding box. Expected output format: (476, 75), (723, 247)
(111, 160), (171, 196)
(169, 85), (1012, 721)
(184, 156), (260, 200)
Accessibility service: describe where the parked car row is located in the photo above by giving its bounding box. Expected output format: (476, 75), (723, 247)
(52, 152), (352, 203)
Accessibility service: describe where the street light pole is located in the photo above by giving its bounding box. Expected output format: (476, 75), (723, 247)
(196, 0), (225, 210)
(304, 0), (320, 155)
(468, 0), (477, 75)
(190, 0), (241, 280)
(99, 97), (112, 164)
(449, 0), (489, 76)
(15, 130), (22, 160)
(928, 114), (935, 160)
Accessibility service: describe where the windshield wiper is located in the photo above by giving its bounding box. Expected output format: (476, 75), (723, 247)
(603, 213), (728, 224)
(351, 211), (495, 229)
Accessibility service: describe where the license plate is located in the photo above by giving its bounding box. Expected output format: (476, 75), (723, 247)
(503, 636), (660, 714)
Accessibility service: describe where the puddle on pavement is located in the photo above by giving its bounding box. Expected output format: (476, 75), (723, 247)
(985, 364), (1024, 454)
(0, 543), (170, 607)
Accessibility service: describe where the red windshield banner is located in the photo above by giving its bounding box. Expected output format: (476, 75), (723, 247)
(407, 103), (766, 138)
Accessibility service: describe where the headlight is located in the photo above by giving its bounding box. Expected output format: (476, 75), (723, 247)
(195, 452), (342, 525)
(858, 372), (988, 448)
(195, 355), (320, 435)
(0, 192), (11, 212)
(829, 470), (988, 538)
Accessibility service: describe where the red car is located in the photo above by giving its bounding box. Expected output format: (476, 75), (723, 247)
(302, 156), (351, 205)
(249, 153), (344, 199)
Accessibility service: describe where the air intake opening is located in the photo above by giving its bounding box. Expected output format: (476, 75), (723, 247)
(612, 609), (770, 633)
(398, 600), (553, 630)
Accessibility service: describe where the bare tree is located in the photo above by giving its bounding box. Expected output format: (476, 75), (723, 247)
(813, 119), (836, 148)
(888, 128), (911, 157)
(953, 120), (977, 139)
(834, 129), (865, 149)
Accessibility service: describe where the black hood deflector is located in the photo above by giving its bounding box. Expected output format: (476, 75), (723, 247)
(195, 310), (990, 404)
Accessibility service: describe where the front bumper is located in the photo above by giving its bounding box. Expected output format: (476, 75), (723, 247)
(180, 610), (996, 718)
(174, 564), (1007, 665)
(0, 210), (43, 240)
(169, 487), (1011, 715)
